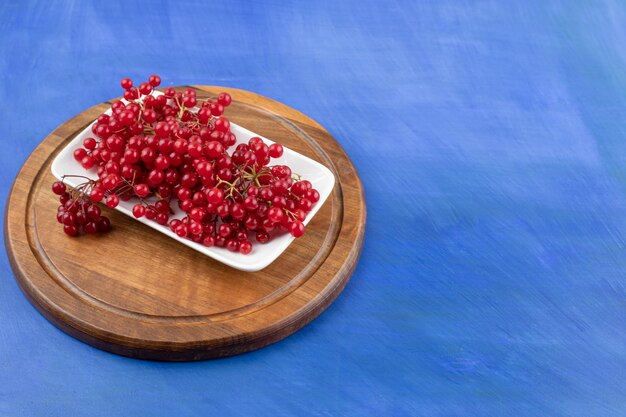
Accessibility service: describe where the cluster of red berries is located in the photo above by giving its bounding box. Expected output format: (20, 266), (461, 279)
(52, 180), (111, 236)
(52, 75), (320, 255)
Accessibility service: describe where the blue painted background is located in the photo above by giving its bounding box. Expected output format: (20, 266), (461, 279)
(2, 0), (626, 415)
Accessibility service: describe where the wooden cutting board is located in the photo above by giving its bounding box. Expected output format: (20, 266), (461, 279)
(4, 86), (365, 361)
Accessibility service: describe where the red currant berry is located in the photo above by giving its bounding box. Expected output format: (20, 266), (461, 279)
(84, 221), (98, 234)
(175, 224), (188, 238)
(226, 238), (239, 252)
(97, 216), (111, 232)
(105, 135), (124, 151)
(102, 173), (120, 190)
(216, 203), (230, 218)
(214, 117), (230, 133)
(268, 143), (284, 158)
(62, 212), (76, 226)
(84, 137), (97, 150)
(64, 199), (78, 213)
(187, 143), (203, 158)
(256, 204), (269, 219)
(272, 180), (289, 196)
(154, 155), (171, 170)
(256, 230), (270, 244)
(73, 148), (87, 162)
(104, 161), (120, 174)
(139, 82), (153, 95)
(145, 208), (156, 220)
(81, 155), (95, 169)
(155, 199), (170, 214)
(230, 203), (246, 220)
(272, 165), (292, 178)
(210, 130), (225, 143)
(154, 121), (172, 138)
(206, 187), (224, 204)
(121, 78), (133, 90)
(52, 181), (66, 195)
(259, 187), (274, 201)
(298, 198), (313, 212)
(63, 224), (79, 237)
(86, 205), (101, 220)
(291, 182), (306, 197)
(205, 141), (224, 159)
(218, 223), (233, 238)
(215, 236), (227, 247)
(190, 207), (205, 222)
(99, 148), (111, 162)
(142, 108), (157, 123)
(134, 183), (150, 197)
(208, 102), (223, 116)
(306, 189), (320, 203)
(75, 211), (88, 226)
(90, 187), (104, 202)
(261, 217), (276, 232)
(289, 220), (305, 238)
(239, 240), (252, 254)
(244, 195), (259, 210)
(119, 110), (135, 126)
(217, 155), (233, 170)
(177, 187), (192, 201)
(196, 161), (213, 178)
(148, 74), (161, 87)
(173, 138), (188, 155)
(183, 95), (197, 108)
(294, 208), (307, 222)
(158, 184), (172, 198)
(272, 195), (287, 208)
(140, 147), (156, 163)
(268, 207), (284, 224)
(202, 235), (215, 247)
(124, 88), (139, 100)
(163, 87), (175, 97)
(59, 192), (71, 205)
(106, 194), (119, 208)
(224, 133), (236, 147)
(235, 230), (248, 241)
(94, 124), (111, 139)
(189, 220), (203, 235)
(155, 212), (169, 225)
(169, 219), (182, 230)
(249, 137), (263, 146)
(179, 199), (193, 213)
(56, 209), (65, 224)
(217, 168), (232, 181)
(147, 169), (165, 185)
(217, 92), (232, 107)
(132, 204), (146, 218)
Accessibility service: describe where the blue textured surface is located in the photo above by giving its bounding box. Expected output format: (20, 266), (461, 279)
(2, 0), (626, 415)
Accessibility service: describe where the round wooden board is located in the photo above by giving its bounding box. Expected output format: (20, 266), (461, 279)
(5, 86), (365, 361)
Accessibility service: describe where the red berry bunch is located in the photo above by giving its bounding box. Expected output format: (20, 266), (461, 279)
(52, 179), (111, 236)
(53, 74), (320, 254)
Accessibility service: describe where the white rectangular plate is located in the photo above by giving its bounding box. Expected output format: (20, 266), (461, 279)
(51, 100), (335, 272)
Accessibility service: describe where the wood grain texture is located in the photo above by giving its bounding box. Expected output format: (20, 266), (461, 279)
(4, 86), (365, 361)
